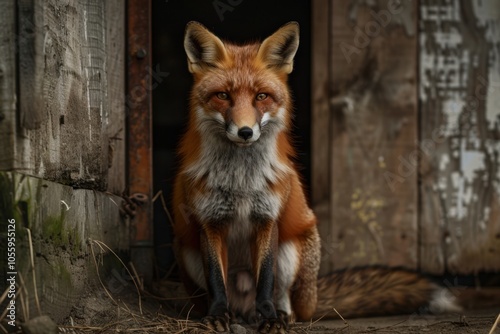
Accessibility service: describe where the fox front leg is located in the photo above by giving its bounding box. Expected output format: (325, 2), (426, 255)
(253, 222), (287, 334)
(200, 228), (232, 332)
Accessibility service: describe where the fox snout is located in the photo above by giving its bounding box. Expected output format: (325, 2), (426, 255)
(226, 122), (262, 146)
(237, 127), (253, 140)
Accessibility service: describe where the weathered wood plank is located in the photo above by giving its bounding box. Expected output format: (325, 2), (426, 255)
(311, 0), (333, 275)
(327, 0), (418, 270)
(0, 0), (17, 171)
(56, 0), (108, 189)
(0, 171), (128, 322)
(81, 0), (108, 187)
(0, 0), (114, 190)
(419, 0), (500, 274)
(105, 0), (126, 194)
(17, 0), (44, 129)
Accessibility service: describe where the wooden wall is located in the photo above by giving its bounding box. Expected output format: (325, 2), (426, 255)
(0, 0), (125, 193)
(313, 0), (500, 275)
(419, 0), (500, 274)
(0, 0), (127, 323)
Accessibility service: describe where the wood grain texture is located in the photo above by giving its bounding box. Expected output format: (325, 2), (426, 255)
(105, 0), (126, 194)
(311, 0), (333, 275)
(327, 0), (418, 270)
(0, 0), (17, 171)
(419, 0), (500, 274)
(0, 0), (121, 190)
(17, 0), (44, 129)
(0, 171), (128, 322)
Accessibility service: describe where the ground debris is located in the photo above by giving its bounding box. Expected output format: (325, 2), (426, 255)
(21, 315), (58, 334)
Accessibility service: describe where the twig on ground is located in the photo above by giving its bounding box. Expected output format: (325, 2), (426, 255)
(26, 228), (42, 316)
(129, 261), (144, 291)
(91, 239), (144, 315)
(489, 313), (500, 334)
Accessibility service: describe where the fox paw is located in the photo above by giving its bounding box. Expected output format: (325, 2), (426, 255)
(202, 313), (231, 332)
(277, 310), (293, 327)
(258, 318), (288, 334)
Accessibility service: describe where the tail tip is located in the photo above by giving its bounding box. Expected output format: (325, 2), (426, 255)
(429, 288), (463, 314)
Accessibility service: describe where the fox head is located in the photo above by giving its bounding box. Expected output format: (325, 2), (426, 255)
(184, 22), (299, 146)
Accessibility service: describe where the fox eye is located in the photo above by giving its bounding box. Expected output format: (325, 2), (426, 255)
(256, 93), (268, 101)
(216, 92), (229, 100)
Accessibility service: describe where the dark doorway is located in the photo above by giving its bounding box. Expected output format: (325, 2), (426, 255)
(151, 0), (311, 276)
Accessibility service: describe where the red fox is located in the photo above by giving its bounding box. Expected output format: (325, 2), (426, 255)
(172, 22), (465, 333)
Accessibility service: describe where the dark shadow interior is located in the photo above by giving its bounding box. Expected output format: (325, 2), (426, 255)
(151, 0), (311, 276)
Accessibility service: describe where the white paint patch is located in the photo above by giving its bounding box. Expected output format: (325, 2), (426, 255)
(484, 66), (500, 130)
(460, 143), (485, 183)
(183, 248), (207, 290)
(445, 140), (487, 220)
(442, 96), (466, 136)
(434, 28), (462, 47)
(419, 2), (468, 103)
(439, 154), (450, 171)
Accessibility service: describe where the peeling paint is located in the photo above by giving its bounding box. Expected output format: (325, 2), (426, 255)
(420, 0), (500, 274)
(472, 0), (500, 130)
(442, 97), (466, 136)
(439, 154), (450, 171)
(460, 142), (485, 183)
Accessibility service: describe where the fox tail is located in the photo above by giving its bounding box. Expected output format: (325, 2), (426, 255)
(313, 267), (500, 319)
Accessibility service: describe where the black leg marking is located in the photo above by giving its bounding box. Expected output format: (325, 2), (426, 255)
(255, 251), (287, 334)
(200, 232), (231, 332)
(256, 252), (277, 319)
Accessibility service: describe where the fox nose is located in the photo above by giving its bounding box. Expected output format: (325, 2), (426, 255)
(238, 127), (253, 140)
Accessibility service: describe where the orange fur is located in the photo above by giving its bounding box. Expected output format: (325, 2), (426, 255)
(173, 21), (319, 332)
(172, 22), (467, 333)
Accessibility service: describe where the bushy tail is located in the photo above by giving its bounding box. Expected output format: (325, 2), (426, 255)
(313, 267), (463, 319)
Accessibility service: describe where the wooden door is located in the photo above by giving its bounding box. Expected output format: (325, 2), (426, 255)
(312, 0), (500, 275)
(419, 0), (500, 275)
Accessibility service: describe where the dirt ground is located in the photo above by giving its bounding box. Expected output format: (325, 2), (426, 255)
(306, 309), (500, 333)
(57, 283), (500, 334)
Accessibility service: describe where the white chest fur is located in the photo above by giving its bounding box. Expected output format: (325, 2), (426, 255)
(186, 129), (288, 227)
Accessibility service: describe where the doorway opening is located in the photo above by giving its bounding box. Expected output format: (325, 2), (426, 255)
(151, 0), (312, 276)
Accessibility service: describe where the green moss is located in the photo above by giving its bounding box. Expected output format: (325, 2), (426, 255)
(42, 215), (66, 247)
(42, 213), (83, 255)
(0, 172), (22, 225)
(69, 228), (82, 256)
(0, 173), (29, 242)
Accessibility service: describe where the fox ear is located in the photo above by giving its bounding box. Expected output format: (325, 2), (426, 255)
(257, 22), (299, 74)
(184, 22), (228, 73)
